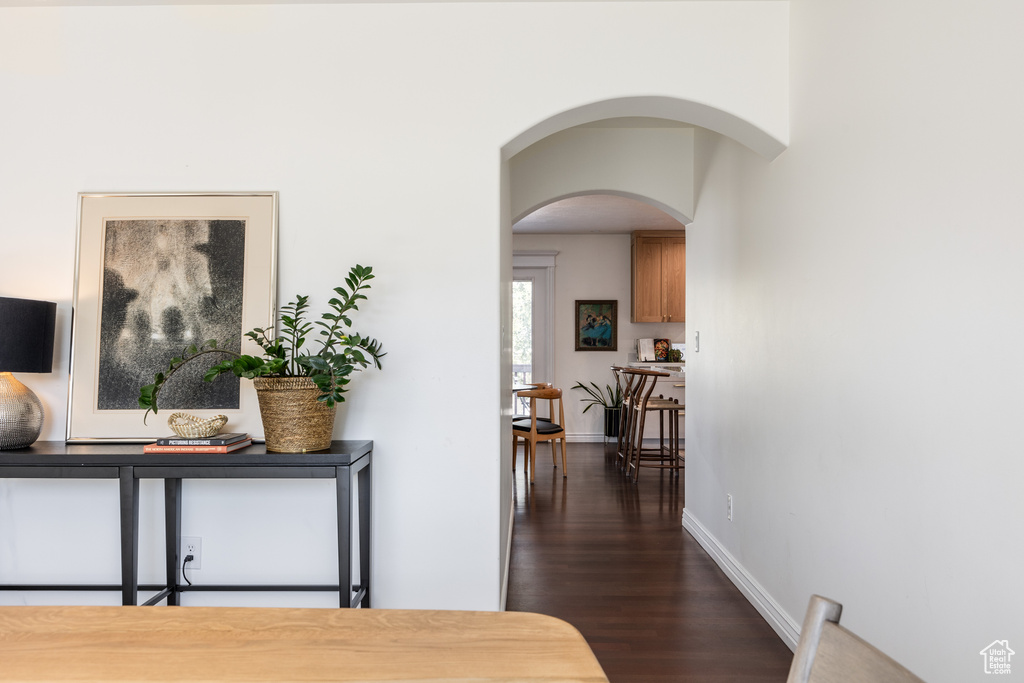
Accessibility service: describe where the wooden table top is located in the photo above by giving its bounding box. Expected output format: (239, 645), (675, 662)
(0, 606), (608, 682)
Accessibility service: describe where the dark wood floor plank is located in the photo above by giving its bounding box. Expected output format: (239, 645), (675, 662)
(506, 442), (792, 683)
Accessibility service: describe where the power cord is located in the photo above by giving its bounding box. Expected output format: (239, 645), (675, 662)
(182, 554), (194, 587)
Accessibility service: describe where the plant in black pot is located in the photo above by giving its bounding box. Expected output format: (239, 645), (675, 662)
(571, 379), (624, 438)
(138, 264), (385, 452)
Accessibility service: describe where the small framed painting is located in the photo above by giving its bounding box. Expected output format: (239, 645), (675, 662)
(67, 192), (278, 442)
(654, 339), (671, 361)
(575, 300), (617, 351)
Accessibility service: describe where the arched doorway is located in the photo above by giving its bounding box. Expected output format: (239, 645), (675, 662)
(497, 97), (785, 607)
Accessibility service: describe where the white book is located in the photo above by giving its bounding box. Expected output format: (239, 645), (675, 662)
(637, 338), (656, 362)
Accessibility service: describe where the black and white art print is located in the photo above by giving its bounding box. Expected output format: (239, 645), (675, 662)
(68, 192), (278, 442)
(97, 219), (245, 411)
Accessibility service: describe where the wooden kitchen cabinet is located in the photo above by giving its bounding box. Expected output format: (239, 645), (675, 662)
(631, 231), (685, 323)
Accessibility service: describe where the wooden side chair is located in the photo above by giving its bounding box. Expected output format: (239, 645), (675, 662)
(787, 595), (924, 683)
(512, 387), (567, 484)
(512, 382), (553, 475)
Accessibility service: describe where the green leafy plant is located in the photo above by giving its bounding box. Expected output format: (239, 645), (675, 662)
(138, 264), (385, 422)
(571, 379), (623, 412)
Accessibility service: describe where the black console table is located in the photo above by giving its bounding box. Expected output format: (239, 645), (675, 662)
(0, 440), (371, 608)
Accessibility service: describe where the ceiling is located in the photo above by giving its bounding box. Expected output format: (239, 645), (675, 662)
(513, 116), (690, 234)
(512, 194), (685, 234)
(1, 0), (771, 5)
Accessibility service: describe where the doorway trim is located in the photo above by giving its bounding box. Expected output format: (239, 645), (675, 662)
(512, 250), (556, 386)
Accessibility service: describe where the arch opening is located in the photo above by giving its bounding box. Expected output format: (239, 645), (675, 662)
(498, 94), (785, 608)
(513, 191), (687, 234)
(502, 95), (787, 162)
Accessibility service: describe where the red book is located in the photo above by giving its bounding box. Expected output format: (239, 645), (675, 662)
(143, 439), (253, 454)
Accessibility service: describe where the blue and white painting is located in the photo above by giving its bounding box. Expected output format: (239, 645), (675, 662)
(576, 300), (617, 351)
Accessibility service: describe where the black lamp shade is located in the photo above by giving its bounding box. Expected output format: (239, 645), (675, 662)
(0, 297), (57, 373)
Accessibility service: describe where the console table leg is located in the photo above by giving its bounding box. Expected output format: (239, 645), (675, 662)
(164, 478), (182, 605)
(119, 466), (139, 606)
(336, 466), (353, 608)
(357, 459), (372, 608)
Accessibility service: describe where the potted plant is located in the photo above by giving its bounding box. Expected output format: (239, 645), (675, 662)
(571, 379), (623, 438)
(138, 264), (385, 452)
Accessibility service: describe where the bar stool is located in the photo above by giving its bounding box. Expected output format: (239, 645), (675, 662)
(614, 367), (684, 483)
(611, 366), (635, 468)
(633, 395), (684, 482)
(612, 366), (649, 471)
(614, 367), (663, 477)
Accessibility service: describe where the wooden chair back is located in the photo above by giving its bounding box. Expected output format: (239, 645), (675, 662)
(513, 382), (551, 417)
(787, 595), (924, 683)
(516, 387), (564, 430)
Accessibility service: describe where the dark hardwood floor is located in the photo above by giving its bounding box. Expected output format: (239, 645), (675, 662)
(506, 441), (793, 682)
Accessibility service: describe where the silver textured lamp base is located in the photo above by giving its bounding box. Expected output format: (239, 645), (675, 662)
(0, 372), (44, 450)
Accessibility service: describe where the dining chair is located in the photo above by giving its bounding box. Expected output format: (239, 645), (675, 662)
(511, 387), (567, 484)
(512, 382), (554, 475)
(787, 595), (924, 683)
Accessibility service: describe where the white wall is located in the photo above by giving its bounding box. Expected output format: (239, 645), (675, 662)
(510, 125), (695, 223)
(512, 233), (684, 439)
(684, 2), (1024, 681)
(0, 2), (788, 610)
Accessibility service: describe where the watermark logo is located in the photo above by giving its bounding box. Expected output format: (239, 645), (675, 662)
(980, 640), (1014, 675)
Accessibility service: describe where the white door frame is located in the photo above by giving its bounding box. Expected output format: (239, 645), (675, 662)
(512, 251), (556, 385)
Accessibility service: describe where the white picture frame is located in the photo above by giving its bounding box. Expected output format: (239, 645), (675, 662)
(67, 192), (278, 442)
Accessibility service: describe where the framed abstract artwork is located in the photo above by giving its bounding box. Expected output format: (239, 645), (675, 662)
(575, 300), (617, 351)
(67, 192), (278, 442)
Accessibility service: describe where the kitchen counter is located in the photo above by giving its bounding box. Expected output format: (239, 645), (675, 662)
(627, 361), (685, 380)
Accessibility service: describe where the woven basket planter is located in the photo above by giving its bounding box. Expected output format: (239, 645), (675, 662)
(253, 376), (336, 452)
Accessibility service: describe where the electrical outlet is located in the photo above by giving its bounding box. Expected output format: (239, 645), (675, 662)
(727, 494), (733, 521)
(181, 536), (202, 570)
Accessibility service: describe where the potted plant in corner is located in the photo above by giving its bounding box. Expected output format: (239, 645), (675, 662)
(571, 378), (623, 438)
(138, 264), (385, 452)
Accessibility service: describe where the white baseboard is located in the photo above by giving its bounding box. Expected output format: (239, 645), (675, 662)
(565, 434), (672, 444)
(566, 432), (607, 443)
(500, 498), (514, 611)
(681, 509), (800, 650)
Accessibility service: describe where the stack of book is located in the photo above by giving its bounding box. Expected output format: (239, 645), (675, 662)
(143, 433), (252, 454)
